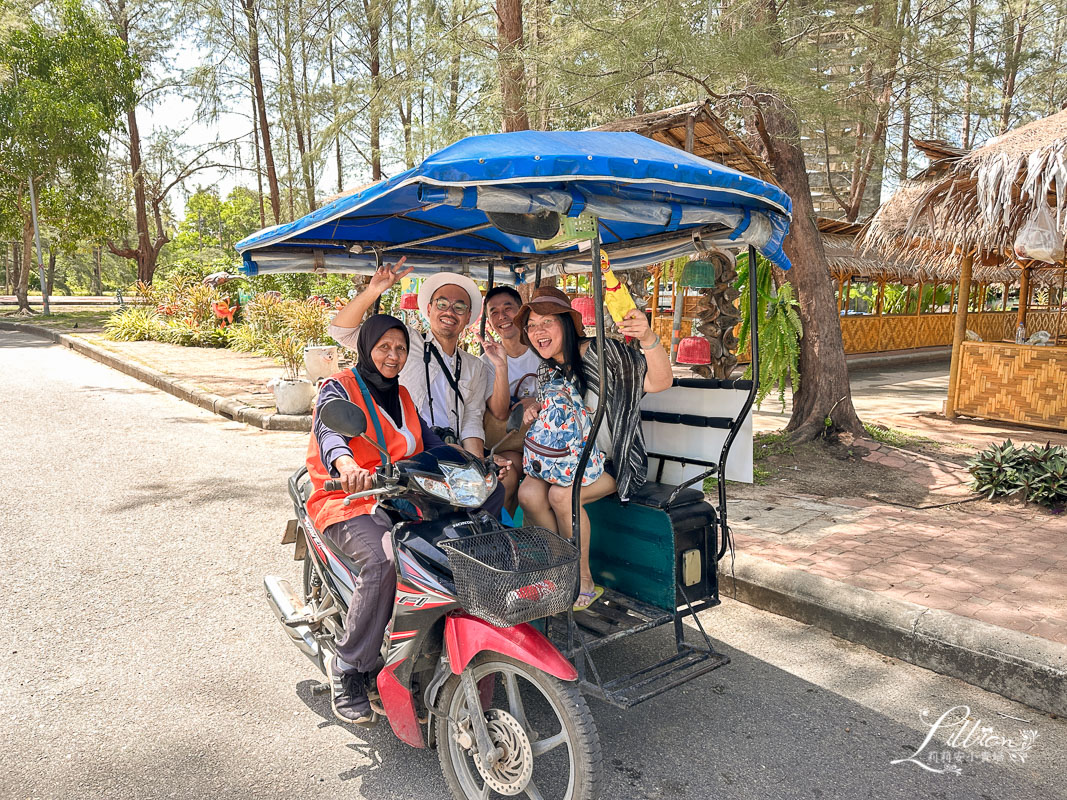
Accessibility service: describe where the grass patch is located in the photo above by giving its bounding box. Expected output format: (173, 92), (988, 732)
(0, 308), (112, 331)
(863, 422), (939, 450)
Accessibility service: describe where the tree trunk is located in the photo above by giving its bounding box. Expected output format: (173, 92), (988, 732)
(999, 0), (1031, 134)
(46, 245), (56, 297)
(282, 8), (315, 213)
(92, 246), (103, 295)
(243, 0), (281, 223)
(3, 241), (9, 296)
(962, 0), (977, 147)
(126, 107), (154, 284)
(18, 212), (33, 312)
(496, 0), (529, 131)
(328, 4), (343, 194)
(251, 74), (266, 227)
(364, 0), (383, 180)
(756, 99), (864, 439)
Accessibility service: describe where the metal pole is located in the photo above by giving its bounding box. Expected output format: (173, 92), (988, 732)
(570, 225), (607, 593)
(670, 269), (684, 363)
(27, 176), (49, 315)
(716, 245), (760, 560)
(480, 262), (494, 339)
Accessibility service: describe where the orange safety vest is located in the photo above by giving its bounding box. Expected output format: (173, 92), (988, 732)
(305, 370), (423, 532)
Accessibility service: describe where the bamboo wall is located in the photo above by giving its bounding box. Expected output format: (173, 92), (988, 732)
(954, 342), (1067, 430)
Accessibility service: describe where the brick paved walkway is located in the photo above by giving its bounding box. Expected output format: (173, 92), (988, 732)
(731, 487), (1067, 644)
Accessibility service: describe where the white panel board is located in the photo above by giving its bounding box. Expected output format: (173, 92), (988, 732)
(640, 385), (753, 485)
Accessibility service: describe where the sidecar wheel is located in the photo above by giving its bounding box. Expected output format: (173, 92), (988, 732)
(436, 654), (601, 800)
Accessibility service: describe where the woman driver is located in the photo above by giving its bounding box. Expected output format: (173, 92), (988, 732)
(516, 288), (673, 611)
(305, 314), (506, 724)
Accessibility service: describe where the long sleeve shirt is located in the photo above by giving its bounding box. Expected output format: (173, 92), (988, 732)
(328, 320), (489, 444)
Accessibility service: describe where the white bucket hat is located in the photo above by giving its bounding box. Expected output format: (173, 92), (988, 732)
(417, 272), (483, 323)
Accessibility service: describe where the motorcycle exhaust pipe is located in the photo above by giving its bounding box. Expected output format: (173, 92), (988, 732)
(264, 575), (320, 664)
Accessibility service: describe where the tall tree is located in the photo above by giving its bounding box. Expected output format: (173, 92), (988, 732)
(495, 0), (528, 131)
(0, 0), (136, 311)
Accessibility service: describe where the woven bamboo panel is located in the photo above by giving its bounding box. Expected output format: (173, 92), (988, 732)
(839, 316), (879, 353)
(880, 316), (920, 351)
(969, 312), (1014, 342)
(955, 342), (1067, 431)
(1027, 311), (1060, 336)
(917, 314), (954, 347)
(654, 318), (692, 343)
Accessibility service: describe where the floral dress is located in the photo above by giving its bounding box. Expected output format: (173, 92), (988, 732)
(522, 370), (605, 487)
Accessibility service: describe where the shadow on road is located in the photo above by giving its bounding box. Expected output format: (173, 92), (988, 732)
(0, 335), (52, 348)
(107, 478), (262, 514)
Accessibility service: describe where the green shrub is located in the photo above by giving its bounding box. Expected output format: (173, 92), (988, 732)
(104, 307), (166, 341)
(968, 440), (1067, 508)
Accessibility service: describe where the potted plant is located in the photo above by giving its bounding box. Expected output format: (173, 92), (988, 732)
(266, 332), (316, 415)
(285, 298), (337, 384)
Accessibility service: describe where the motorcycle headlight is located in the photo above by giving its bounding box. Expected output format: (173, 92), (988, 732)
(412, 474), (454, 503)
(441, 464), (495, 507)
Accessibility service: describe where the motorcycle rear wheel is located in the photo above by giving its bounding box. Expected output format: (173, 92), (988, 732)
(436, 654), (601, 800)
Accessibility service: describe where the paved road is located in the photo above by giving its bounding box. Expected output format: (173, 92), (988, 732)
(3, 331), (1066, 800)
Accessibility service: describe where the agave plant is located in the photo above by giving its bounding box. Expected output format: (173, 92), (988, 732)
(967, 440), (1067, 507)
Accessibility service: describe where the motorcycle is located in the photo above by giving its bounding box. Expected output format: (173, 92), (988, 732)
(265, 400), (602, 800)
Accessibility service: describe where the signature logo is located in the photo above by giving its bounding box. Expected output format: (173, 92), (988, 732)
(891, 705), (1039, 775)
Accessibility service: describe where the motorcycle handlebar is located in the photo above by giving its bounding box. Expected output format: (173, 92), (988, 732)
(324, 479), (343, 492)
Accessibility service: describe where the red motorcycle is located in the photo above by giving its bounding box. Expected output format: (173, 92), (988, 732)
(266, 401), (601, 800)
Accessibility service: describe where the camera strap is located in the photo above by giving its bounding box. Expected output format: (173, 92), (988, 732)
(423, 337), (462, 427)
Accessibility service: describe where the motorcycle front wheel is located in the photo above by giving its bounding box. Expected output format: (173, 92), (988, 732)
(436, 654), (602, 800)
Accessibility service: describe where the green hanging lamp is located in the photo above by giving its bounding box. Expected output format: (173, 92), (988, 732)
(679, 258), (719, 288)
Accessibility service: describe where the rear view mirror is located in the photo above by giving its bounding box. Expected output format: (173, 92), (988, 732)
(506, 403), (525, 433)
(318, 399), (368, 439)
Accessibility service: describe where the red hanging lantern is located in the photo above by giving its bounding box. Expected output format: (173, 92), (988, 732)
(676, 335), (711, 365)
(570, 295), (597, 327)
(399, 292), (419, 310)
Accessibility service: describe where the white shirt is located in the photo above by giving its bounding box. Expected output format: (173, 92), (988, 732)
(328, 320), (489, 443)
(482, 348), (542, 401)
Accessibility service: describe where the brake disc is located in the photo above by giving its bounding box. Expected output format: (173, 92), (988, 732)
(472, 709), (533, 796)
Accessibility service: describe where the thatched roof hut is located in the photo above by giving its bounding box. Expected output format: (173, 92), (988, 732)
(865, 114), (1067, 283)
(590, 100), (777, 184)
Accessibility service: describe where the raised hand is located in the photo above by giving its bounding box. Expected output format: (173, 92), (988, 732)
(476, 333), (508, 369)
(366, 255), (413, 295)
(616, 308), (658, 349)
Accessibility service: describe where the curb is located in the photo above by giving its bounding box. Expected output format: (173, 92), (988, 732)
(720, 552), (1067, 716)
(0, 322), (312, 433)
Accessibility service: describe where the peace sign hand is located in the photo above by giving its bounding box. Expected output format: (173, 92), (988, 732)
(366, 256), (413, 295)
(476, 333), (507, 370)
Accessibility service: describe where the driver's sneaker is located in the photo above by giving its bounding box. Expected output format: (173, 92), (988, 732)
(325, 654), (373, 724)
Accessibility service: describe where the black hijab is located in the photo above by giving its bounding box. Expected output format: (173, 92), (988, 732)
(355, 314), (409, 427)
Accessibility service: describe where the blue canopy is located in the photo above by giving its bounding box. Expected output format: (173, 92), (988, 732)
(235, 130), (792, 281)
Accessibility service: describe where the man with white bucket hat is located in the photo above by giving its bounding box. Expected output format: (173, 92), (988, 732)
(329, 259), (492, 458)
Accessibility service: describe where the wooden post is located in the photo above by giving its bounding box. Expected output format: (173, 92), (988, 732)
(875, 280), (886, 315)
(1016, 266), (1031, 336)
(1056, 266), (1066, 344)
(912, 280), (923, 348)
(836, 277), (845, 312)
(946, 253), (974, 419)
(670, 279), (684, 363)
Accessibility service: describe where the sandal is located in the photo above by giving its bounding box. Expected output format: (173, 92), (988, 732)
(572, 585), (604, 612)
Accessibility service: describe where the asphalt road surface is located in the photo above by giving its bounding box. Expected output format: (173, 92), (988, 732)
(3, 330), (1065, 800)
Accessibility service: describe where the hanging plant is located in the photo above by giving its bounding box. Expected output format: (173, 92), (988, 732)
(735, 252), (803, 410)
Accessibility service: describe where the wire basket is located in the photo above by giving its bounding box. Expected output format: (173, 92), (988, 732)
(440, 526), (579, 627)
